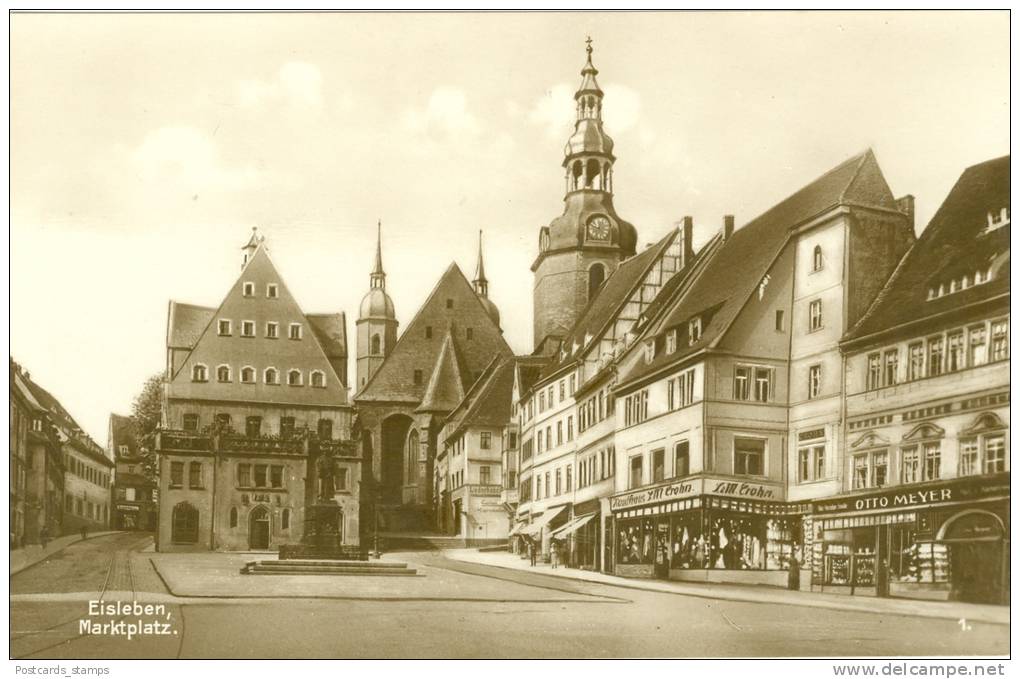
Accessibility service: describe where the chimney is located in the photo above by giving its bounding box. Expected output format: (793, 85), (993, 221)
(895, 195), (915, 231)
(677, 216), (694, 268)
(723, 215), (735, 241)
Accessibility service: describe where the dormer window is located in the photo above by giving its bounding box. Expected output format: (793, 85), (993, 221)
(310, 370), (326, 388)
(192, 364), (208, 382)
(241, 321), (255, 337)
(243, 282), (255, 297)
(644, 341), (655, 363)
(218, 319), (232, 336)
(986, 207), (1010, 232)
(689, 317), (702, 343)
(666, 329), (677, 355)
(267, 284), (278, 299)
(216, 365), (231, 383)
(289, 323), (302, 340)
(266, 322), (278, 339)
(287, 369), (303, 386)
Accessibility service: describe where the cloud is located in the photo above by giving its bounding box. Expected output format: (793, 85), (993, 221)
(602, 84), (642, 134)
(129, 125), (259, 191)
(402, 87), (480, 138)
(237, 61), (324, 108)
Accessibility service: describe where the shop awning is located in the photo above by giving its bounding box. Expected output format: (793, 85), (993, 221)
(550, 513), (597, 539)
(519, 506), (566, 538)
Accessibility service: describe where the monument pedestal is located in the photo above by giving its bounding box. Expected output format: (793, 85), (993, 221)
(279, 502), (367, 561)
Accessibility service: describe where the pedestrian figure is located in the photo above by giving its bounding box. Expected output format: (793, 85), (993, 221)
(551, 542), (559, 569)
(40, 526), (50, 549)
(529, 542), (537, 567)
(80, 525), (88, 541)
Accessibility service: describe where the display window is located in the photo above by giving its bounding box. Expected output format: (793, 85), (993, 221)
(669, 510), (705, 568)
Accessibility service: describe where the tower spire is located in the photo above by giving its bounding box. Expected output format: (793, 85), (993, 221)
(370, 219), (386, 290)
(473, 230), (488, 297)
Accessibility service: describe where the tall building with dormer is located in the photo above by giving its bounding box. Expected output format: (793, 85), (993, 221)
(532, 41), (638, 354)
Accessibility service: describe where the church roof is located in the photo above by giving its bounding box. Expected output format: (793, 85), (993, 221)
(355, 263), (513, 405)
(417, 326), (471, 413)
(844, 154), (1010, 345)
(618, 149), (897, 390)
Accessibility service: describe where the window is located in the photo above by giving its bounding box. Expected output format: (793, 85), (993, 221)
(171, 503), (199, 544)
(565, 465), (572, 491)
(192, 364), (208, 382)
(555, 469), (561, 495)
(652, 449), (665, 483)
(927, 337), (944, 377)
(370, 334), (381, 354)
(568, 374), (576, 395)
(446, 298), (454, 309)
(425, 326), (433, 339)
(559, 380), (565, 401)
(968, 325), (987, 367)
(229, 507), (238, 528)
(310, 371), (326, 388)
(808, 365), (821, 399)
(215, 413), (232, 429)
(279, 417), (295, 439)
(666, 330), (677, 354)
(237, 463), (252, 488)
(734, 366), (750, 400)
(264, 367), (279, 385)
(480, 431), (492, 449)
(267, 284), (278, 298)
(336, 468), (349, 491)
(812, 244), (823, 272)
(413, 370), (423, 386)
(243, 282), (255, 297)
(907, 343), (924, 381)
(901, 446), (920, 484)
(480, 466), (491, 485)
(688, 317), (702, 343)
(188, 462), (203, 489)
(668, 369), (696, 410)
(536, 432), (543, 454)
(270, 465), (284, 488)
(218, 319), (231, 336)
(566, 416), (573, 441)
(281, 508), (290, 530)
(991, 319), (1008, 361)
(808, 299), (822, 331)
(466, 328), (474, 341)
(883, 349), (898, 386)
(241, 321), (255, 337)
(946, 331), (964, 372)
(867, 353), (881, 390)
(170, 462), (184, 487)
(539, 392), (546, 412)
(753, 367), (773, 402)
(289, 323), (302, 340)
(287, 370), (302, 386)
(183, 413), (199, 431)
(798, 444), (825, 482)
(623, 390), (649, 426)
(922, 442), (941, 481)
(254, 465), (268, 488)
(959, 438), (980, 476)
(734, 438), (764, 476)
(673, 441), (689, 478)
(246, 416), (262, 438)
(629, 456), (643, 489)
(872, 451), (888, 488)
(984, 434), (1005, 473)
(217, 365), (231, 383)
(556, 421), (563, 446)
(317, 418), (333, 440)
(241, 366), (256, 383)
(775, 309), (785, 332)
(266, 322), (278, 339)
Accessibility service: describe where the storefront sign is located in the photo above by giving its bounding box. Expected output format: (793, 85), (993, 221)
(116, 504), (140, 512)
(706, 479), (777, 500)
(813, 474), (1010, 515)
(610, 479), (700, 511)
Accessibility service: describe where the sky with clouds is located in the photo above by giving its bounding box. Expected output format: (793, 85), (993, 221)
(10, 11), (1008, 443)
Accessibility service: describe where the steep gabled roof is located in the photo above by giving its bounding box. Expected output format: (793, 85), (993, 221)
(306, 312), (348, 360)
(22, 373), (111, 465)
(108, 413), (140, 459)
(844, 154), (1010, 344)
(355, 263), (513, 404)
(441, 355), (518, 445)
(417, 326), (471, 413)
(618, 149), (896, 389)
(167, 302), (216, 349)
(516, 356), (550, 397)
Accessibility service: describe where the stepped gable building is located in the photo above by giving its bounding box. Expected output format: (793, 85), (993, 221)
(355, 232), (512, 531)
(108, 413), (157, 531)
(532, 40), (638, 355)
(609, 150), (915, 585)
(434, 354), (518, 540)
(155, 229), (358, 552)
(835, 155), (1009, 604)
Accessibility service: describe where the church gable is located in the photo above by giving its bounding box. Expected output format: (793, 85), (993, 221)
(356, 263), (512, 404)
(169, 245), (349, 408)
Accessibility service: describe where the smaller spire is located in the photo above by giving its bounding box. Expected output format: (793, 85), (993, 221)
(370, 219), (386, 289)
(473, 230), (488, 297)
(241, 226), (262, 269)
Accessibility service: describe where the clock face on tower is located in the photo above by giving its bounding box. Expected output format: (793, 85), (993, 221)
(586, 215), (612, 241)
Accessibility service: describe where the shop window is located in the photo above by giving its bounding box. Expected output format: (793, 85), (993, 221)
(170, 461), (184, 488)
(991, 319), (1008, 361)
(182, 413), (199, 431)
(617, 519), (655, 565)
(674, 441), (690, 478)
(907, 343), (924, 381)
(229, 507), (238, 528)
(237, 463), (252, 488)
(927, 337), (944, 377)
(901, 446), (920, 484)
(270, 465), (284, 488)
(246, 416), (262, 438)
(628, 456), (643, 489)
(188, 462), (203, 489)
(652, 449), (665, 483)
(734, 438), (764, 476)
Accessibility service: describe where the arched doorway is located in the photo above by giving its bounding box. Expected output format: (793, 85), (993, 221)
(937, 509), (1008, 604)
(248, 505), (271, 550)
(380, 414), (413, 505)
(171, 502), (198, 544)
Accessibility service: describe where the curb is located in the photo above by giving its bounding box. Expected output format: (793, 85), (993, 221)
(9, 531), (125, 576)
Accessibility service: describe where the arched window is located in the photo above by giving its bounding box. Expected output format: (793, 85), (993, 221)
(288, 370), (303, 386)
(282, 508), (291, 531)
(240, 366), (256, 384)
(588, 263), (606, 301)
(216, 365), (231, 383)
(310, 370), (326, 388)
(171, 502), (199, 544)
(264, 367), (279, 385)
(812, 245), (823, 272)
(405, 428), (420, 486)
(229, 507), (238, 528)
(371, 333), (381, 355)
(192, 364), (208, 382)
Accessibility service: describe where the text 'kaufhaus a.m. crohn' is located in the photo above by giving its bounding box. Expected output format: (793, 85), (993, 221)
(149, 41), (1010, 606)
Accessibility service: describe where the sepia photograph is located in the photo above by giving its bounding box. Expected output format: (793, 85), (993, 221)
(6, 8), (1012, 670)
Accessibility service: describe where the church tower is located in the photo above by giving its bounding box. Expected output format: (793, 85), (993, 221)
(473, 230), (501, 330)
(532, 39), (637, 354)
(356, 221), (399, 391)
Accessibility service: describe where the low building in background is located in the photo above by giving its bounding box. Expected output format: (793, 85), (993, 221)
(108, 413), (157, 531)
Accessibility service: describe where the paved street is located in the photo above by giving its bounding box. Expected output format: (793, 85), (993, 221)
(10, 533), (1009, 659)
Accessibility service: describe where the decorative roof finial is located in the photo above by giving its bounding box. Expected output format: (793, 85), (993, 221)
(371, 219), (386, 288)
(586, 35), (593, 55)
(474, 229), (488, 297)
